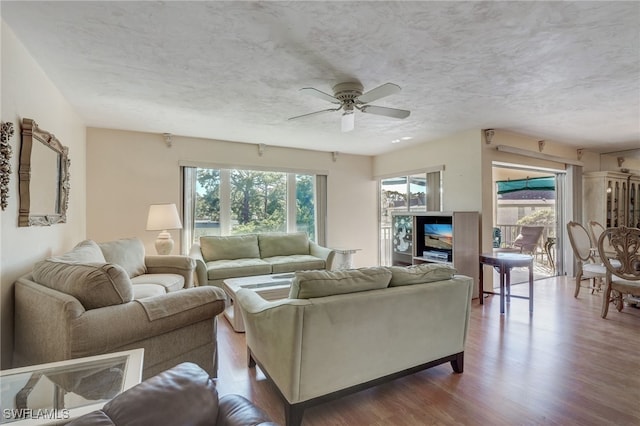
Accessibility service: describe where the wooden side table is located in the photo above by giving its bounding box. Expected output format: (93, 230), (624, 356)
(479, 252), (534, 313)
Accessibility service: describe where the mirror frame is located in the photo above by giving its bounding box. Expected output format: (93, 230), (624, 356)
(18, 118), (70, 227)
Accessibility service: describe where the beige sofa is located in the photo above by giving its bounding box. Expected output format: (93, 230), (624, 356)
(190, 232), (335, 287)
(14, 238), (226, 380)
(237, 265), (473, 426)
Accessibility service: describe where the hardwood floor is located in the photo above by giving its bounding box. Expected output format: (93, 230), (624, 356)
(215, 276), (640, 425)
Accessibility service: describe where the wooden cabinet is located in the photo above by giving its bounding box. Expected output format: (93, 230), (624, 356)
(391, 211), (480, 293)
(583, 171), (640, 228)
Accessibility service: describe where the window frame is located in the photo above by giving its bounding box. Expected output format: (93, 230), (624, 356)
(181, 163), (327, 253)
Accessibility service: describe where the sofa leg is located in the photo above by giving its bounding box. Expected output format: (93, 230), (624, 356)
(285, 403), (304, 426)
(247, 348), (256, 368)
(450, 352), (464, 373)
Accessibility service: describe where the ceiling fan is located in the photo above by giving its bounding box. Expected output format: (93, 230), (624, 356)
(288, 81), (410, 132)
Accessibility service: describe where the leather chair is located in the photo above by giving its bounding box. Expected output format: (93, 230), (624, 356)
(67, 362), (278, 426)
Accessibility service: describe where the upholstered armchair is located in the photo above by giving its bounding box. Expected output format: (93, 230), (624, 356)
(14, 239), (226, 379)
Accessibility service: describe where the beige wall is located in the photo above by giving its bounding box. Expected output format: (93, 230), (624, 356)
(86, 128), (378, 267)
(600, 152), (640, 174)
(0, 22), (86, 368)
(373, 129), (484, 211)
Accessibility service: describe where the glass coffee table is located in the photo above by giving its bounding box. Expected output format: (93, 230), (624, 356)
(0, 349), (143, 425)
(223, 273), (294, 332)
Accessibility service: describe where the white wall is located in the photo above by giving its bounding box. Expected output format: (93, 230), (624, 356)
(0, 22), (86, 368)
(86, 128), (378, 268)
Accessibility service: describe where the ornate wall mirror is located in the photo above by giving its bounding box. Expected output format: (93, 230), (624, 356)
(18, 118), (70, 226)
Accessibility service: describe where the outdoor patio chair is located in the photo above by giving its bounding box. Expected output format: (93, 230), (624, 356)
(566, 221), (606, 298)
(597, 226), (640, 318)
(492, 227), (502, 248)
(513, 225), (544, 254)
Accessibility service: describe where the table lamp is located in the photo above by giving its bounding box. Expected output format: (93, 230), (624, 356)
(146, 203), (182, 255)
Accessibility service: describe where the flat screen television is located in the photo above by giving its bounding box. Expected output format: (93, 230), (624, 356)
(424, 224), (453, 250)
(416, 216), (453, 262)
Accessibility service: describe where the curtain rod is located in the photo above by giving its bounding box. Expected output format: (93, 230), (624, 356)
(496, 145), (583, 166)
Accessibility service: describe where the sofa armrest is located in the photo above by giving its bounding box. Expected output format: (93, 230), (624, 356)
(236, 290), (309, 402)
(189, 243), (208, 286)
(145, 255), (196, 288)
(14, 277), (86, 366)
(71, 287), (225, 359)
(310, 242), (336, 270)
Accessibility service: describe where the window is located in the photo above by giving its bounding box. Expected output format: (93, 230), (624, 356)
(228, 169), (287, 234)
(379, 170), (442, 265)
(183, 166), (323, 252)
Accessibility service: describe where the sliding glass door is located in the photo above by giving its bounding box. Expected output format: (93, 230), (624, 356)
(379, 171), (441, 265)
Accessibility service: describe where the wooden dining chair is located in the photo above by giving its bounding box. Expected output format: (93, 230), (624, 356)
(597, 226), (640, 318)
(588, 220), (614, 260)
(566, 221), (606, 298)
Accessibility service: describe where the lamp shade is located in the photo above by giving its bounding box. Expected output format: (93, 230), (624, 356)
(146, 203), (182, 231)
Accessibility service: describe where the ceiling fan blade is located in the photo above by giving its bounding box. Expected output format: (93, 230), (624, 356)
(360, 105), (410, 119)
(299, 87), (340, 104)
(341, 113), (355, 132)
(288, 107), (341, 121)
(358, 83), (401, 104)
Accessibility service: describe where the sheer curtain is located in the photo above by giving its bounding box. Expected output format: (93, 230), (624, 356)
(181, 167), (196, 255)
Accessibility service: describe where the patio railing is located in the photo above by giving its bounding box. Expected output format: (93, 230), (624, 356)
(495, 224), (555, 249)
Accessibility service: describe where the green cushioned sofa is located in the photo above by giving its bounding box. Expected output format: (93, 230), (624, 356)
(189, 232), (335, 287)
(236, 264), (473, 426)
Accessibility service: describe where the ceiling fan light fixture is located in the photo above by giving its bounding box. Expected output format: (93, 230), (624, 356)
(289, 81), (410, 131)
(341, 111), (355, 132)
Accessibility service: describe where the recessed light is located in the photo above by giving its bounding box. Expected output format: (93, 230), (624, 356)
(391, 139), (401, 144)
(401, 136), (413, 140)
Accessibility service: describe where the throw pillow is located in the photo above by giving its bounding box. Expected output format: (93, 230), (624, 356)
(99, 238), (147, 278)
(387, 263), (457, 287)
(200, 235), (260, 261)
(50, 240), (106, 264)
(288, 267), (391, 299)
(32, 260), (133, 309)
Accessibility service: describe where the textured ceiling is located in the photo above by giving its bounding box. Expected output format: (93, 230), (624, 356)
(2, 1), (639, 156)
